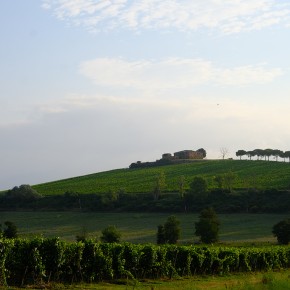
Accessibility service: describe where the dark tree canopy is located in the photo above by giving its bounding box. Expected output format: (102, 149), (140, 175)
(1, 221), (18, 239)
(6, 184), (42, 200)
(157, 215), (181, 244)
(195, 207), (220, 244)
(272, 219), (290, 245)
(100, 225), (121, 243)
(189, 176), (208, 196)
(197, 148), (207, 158)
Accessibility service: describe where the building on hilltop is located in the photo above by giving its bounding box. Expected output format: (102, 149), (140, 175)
(162, 149), (204, 160)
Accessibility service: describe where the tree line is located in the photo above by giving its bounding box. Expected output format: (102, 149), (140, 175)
(236, 149), (290, 161)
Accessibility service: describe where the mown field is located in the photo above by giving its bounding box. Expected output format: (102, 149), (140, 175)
(0, 211), (288, 243)
(32, 160), (290, 196)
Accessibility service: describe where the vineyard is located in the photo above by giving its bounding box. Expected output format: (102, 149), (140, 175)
(32, 160), (290, 195)
(1, 238), (290, 287)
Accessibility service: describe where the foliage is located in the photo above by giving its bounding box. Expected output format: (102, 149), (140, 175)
(195, 208), (220, 244)
(0, 221), (18, 239)
(157, 216), (181, 244)
(6, 184), (42, 200)
(2, 238), (290, 287)
(100, 226), (121, 243)
(153, 171), (166, 200)
(196, 148), (207, 158)
(272, 219), (290, 245)
(189, 176), (208, 196)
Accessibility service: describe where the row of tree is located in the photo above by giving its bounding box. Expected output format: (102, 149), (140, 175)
(236, 149), (290, 161)
(157, 208), (220, 244)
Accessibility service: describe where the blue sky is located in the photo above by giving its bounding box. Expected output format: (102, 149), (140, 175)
(1, 0), (290, 189)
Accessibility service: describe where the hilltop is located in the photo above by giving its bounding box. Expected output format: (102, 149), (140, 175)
(33, 159), (290, 196)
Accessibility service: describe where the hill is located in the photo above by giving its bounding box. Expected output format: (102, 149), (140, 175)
(33, 160), (290, 196)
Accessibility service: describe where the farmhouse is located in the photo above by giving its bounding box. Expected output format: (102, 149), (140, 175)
(162, 150), (204, 160)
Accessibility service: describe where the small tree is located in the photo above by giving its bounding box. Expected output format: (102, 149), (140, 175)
(157, 215), (181, 244)
(189, 176), (208, 197)
(223, 170), (237, 193)
(220, 147), (229, 160)
(235, 150), (246, 160)
(213, 175), (224, 190)
(196, 148), (207, 158)
(153, 171), (166, 200)
(272, 219), (290, 245)
(100, 225), (121, 243)
(156, 225), (166, 244)
(3, 221), (18, 239)
(195, 208), (220, 244)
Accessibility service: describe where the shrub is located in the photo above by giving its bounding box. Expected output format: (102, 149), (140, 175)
(157, 215), (181, 244)
(272, 218), (290, 245)
(100, 226), (121, 243)
(195, 207), (220, 244)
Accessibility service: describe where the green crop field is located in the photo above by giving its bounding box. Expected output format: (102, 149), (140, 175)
(32, 160), (290, 196)
(0, 211), (288, 243)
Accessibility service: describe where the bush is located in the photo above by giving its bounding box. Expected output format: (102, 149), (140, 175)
(272, 218), (290, 244)
(100, 225), (121, 243)
(156, 215), (181, 244)
(1, 221), (18, 239)
(195, 207), (220, 244)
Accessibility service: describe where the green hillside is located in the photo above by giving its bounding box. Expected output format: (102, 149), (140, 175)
(33, 160), (290, 196)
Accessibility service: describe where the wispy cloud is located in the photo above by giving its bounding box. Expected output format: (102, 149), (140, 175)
(42, 0), (290, 33)
(79, 57), (283, 89)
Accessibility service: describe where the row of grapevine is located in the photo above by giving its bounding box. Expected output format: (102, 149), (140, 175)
(1, 238), (290, 286)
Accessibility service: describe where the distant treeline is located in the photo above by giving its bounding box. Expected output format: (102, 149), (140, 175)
(129, 158), (173, 169)
(236, 149), (290, 161)
(1, 186), (290, 214)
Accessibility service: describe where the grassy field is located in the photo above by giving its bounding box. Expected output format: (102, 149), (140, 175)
(31, 160), (290, 196)
(0, 211), (288, 243)
(4, 270), (290, 289)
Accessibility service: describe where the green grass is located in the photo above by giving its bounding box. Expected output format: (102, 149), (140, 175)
(31, 160), (290, 196)
(0, 211), (288, 243)
(4, 270), (290, 289)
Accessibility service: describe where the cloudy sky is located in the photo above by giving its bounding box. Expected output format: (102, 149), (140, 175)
(1, 0), (290, 189)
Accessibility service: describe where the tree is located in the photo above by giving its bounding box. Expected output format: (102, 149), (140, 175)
(285, 151), (290, 162)
(213, 175), (224, 190)
(153, 171), (166, 200)
(264, 149), (273, 161)
(253, 149), (264, 160)
(272, 219), (290, 245)
(196, 148), (207, 158)
(189, 176), (208, 196)
(6, 184), (42, 200)
(220, 147), (229, 160)
(178, 175), (186, 199)
(100, 225), (121, 243)
(272, 149), (283, 162)
(235, 150), (246, 160)
(223, 171), (237, 192)
(247, 150), (256, 161)
(157, 215), (181, 244)
(156, 225), (166, 244)
(2, 221), (18, 239)
(195, 208), (220, 244)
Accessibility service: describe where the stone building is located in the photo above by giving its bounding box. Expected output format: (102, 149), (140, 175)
(162, 150), (204, 160)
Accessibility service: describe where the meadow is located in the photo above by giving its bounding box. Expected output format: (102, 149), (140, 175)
(4, 270), (290, 289)
(32, 160), (290, 196)
(0, 211), (288, 243)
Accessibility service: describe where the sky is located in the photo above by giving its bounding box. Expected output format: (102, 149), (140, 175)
(1, 0), (290, 189)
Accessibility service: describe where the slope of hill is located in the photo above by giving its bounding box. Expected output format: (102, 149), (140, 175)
(33, 160), (290, 196)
